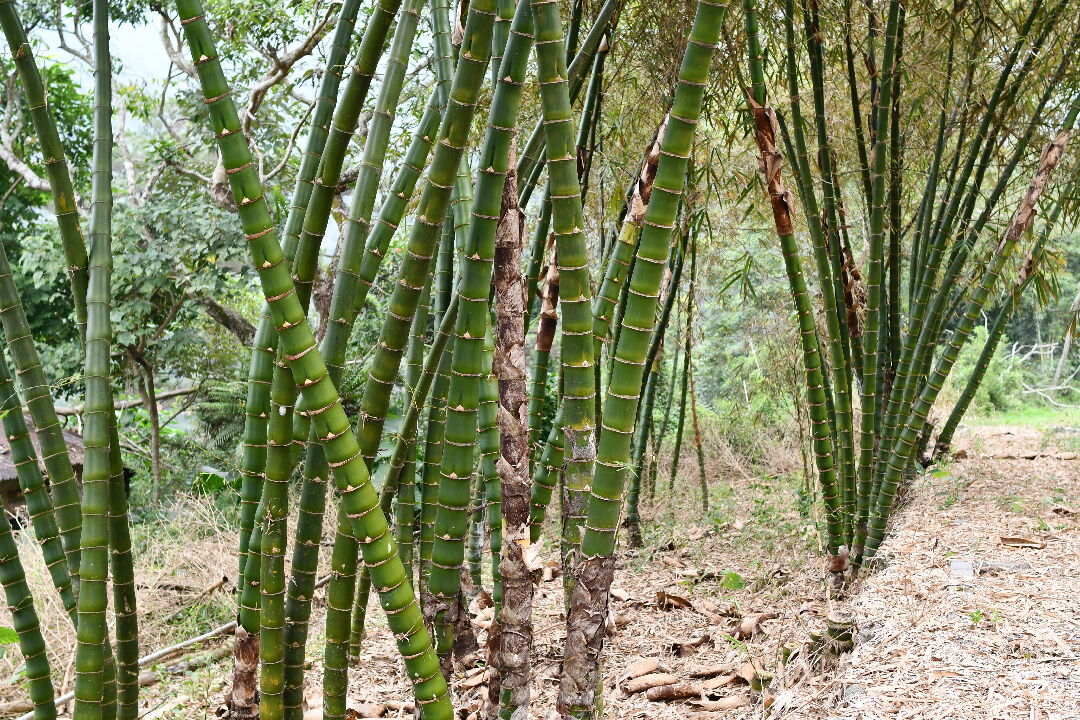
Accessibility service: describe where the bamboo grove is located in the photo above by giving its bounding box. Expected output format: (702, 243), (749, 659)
(0, 0), (1074, 719)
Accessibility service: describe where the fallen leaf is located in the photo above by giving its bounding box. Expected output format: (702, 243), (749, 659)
(1056, 452), (1077, 460)
(624, 673), (679, 694)
(656, 591), (694, 610)
(687, 663), (729, 679)
(665, 633), (711, 656)
(735, 612), (780, 639)
(621, 657), (661, 681)
(460, 667), (488, 689)
(345, 700), (385, 718)
(645, 682), (701, 702)
(999, 536), (1046, 549)
(693, 695), (750, 711)
(929, 669), (962, 681)
(735, 661), (773, 691)
(702, 674), (738, 692)
(610, 587), (630, 601)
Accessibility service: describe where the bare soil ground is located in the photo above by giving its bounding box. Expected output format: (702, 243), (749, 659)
(4, 423), (1076, 720)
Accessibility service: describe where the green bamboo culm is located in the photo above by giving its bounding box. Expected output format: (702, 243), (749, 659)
(779, 0), (854, 545)
(529, 0), (598, 578)
(174, 4), (453, 718)
(935, 217), (1060, 458)
(72, 0), (117, 714)
(239, 0), (362, 586)
(0, 3), (97, 582)
(0, 512), (57, 720)
(866, 129), (1071, 560)
(338, 0), (494, 679)
(395, 281), (432, 584)
(427, 0), (532, 660)
(420, 221), (456, 587)
(515, 0), (623, 203)
(259, 360), (296, 720)
(743, 0), (844, 564)
(0, 352), (76, 620)
(237, 0), (392, 589)
(316, 90), (448, 720)
(479, 370), (501, 607)
(348, 294), (460, 661)
(625, 229), (684, 543)
(558, 3), (727, 716)
(0, 0), (89, 339)
(282, 2), (429, 714)
(108, 415), (138, 720)
(0, 238), (85, 585)
(291, 0), (405, 307)
(529, 130), (658, 541)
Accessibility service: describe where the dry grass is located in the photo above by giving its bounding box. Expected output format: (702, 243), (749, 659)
(773, 425), (1080, 720)
(0, 426), (829, 719)
(0, 495), (236, 710)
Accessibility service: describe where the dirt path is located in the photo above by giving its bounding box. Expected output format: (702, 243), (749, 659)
(774, 425), (1080, 720)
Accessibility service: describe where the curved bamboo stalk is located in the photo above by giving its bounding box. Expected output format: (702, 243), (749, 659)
(0, 0), (89, 339)
(175, 3), (455, 717)
(281, 3), (429, 714)
(0, 515), (57, 720)
(237, 0), (364, 611)
(0, 353), (75, 619)
(866, 128), (1071, 560)
(237, 0), (396, 596)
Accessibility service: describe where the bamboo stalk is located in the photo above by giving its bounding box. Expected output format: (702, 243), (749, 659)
(559, 3), (726, 715)
(175, 3), (456, 716)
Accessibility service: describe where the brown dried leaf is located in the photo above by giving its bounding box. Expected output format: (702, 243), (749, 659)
(460, 667), (488, 689)
(999, 536), (1046, 549)
(624, 673), (679, 694)
(656, 591), (694, 610)
(693, 695), (750, 711)
(610, 587), (630, 601)
(702, 675), (738, 692)
(621, 657), (661, 681)
(645, 682), (702, 702)
(735, 612), (780, 639)
(345, 701), (386, 718)
(687, 663), (729, 679)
